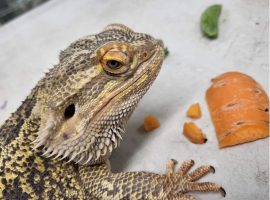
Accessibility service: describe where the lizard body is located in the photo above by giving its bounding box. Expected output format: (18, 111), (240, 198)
(0, 24), (225, 199)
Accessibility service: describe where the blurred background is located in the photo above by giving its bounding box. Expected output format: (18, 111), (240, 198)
(0, 0), (268, 199)
(0, 0), (49, 25)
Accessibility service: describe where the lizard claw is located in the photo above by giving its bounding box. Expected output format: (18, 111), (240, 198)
(220, 187), (226, 197)
(166, 159), (178, 174)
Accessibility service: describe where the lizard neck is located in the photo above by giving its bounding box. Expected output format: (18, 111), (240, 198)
(0, 87), (39, 146)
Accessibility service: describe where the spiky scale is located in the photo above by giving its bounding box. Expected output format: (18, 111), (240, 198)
(111, 133), (116, 143)
(108, 144), (113, 153)
(83, 153), (93, 165)
(99, 142), (104, 150)
(54, 149), (64, 159)
(105, 138), (110, 146)
(101, 146), (107, 156)
(42, 146), (53, 157)
(47, 148), (59, 158)
(67, 151), (78, 163)
(59, 150), (70, 160)
(75, 153), (85, 164)
(95, 149), (101, 161)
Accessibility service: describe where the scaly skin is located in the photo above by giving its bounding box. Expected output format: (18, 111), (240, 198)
(0, 24), (225, 199)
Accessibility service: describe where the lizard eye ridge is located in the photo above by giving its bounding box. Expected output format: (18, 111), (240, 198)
(101, 49), (130, 75)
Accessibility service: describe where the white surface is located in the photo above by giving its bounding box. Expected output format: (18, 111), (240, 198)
(0, 0), (269, 199)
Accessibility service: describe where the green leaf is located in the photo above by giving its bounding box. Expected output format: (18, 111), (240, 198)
(200, 4), (222, 39)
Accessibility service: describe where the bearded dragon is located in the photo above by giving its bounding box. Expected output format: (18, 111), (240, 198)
(0, 24), (225, 200)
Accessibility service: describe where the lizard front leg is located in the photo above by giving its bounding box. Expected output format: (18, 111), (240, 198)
(79, 159), (225, 200)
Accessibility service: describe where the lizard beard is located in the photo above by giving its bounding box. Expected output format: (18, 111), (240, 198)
(33, 85), (151, 165)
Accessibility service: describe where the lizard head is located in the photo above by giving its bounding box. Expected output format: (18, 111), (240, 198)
(33, 24), (164, 164)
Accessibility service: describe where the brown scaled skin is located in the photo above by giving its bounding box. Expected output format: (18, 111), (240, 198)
(0, 24), (225, 199)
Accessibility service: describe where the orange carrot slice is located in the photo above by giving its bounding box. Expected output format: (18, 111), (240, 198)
(206, 71), (269, 148)
(186, 103), (202, 119)
(143, 115), (160, 132)
(183, 122), (207, 144)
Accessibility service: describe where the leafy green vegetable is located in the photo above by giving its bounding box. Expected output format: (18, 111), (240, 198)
(200, 4), (222, 39)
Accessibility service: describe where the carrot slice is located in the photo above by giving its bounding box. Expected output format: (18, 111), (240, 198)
(186, 103), (202, 119)
(206, 71), (269, 148)
(143, 115), (160, 132)
(183, 122), (207, 144)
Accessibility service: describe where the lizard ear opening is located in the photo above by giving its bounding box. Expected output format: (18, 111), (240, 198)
(64, 104), (75, 119)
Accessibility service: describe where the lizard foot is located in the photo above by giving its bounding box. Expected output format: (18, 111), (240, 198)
(162, 159), (226, 199)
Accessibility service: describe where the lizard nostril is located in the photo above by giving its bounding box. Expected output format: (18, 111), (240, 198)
(143, 52), (148, 58)
(64, 104), (75, 119)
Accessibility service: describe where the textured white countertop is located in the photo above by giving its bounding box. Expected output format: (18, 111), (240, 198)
(0, 0), (269, 199)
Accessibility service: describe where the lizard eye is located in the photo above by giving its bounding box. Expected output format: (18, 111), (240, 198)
(101, 49), (130, 75)
(106, 60), (121, 69)
(64, 104), (75, 119)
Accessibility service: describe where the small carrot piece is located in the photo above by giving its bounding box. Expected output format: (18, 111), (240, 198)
(206, 71), (269, 148)
(186, 103), (202, 119)
(183, 122), (207, 144)
(143, 115), (160, 132)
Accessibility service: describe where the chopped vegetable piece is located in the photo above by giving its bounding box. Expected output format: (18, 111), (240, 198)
(143, 115), (160, 132)
(186, 103), (202, 119)
(200, 4), (222, 39)
(206, 71), (269, 148)
(183, 122), (207, 144)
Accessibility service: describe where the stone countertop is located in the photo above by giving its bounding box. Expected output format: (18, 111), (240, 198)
(0, 0), (268, 199)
